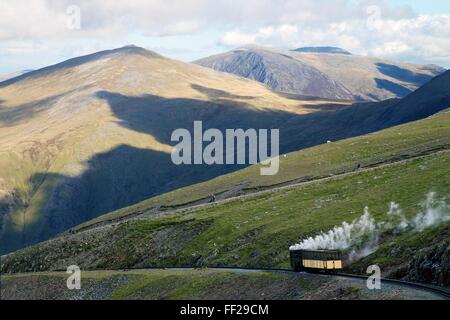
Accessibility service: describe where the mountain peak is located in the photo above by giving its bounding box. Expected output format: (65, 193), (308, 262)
(0, 46), (162, 87)
(90, 45), (162, 61)
(293, 47), (352, 55)
(112, 45), (159, 56)
(233, 44), (275, 53)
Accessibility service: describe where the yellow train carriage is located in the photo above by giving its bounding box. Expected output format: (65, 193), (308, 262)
(290, 249), (343, 272)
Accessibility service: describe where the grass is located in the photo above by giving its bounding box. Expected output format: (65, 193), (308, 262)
(161, 152), (449, 269)
(0, 269), (296, 300)
(77, 108), (450, 230)
(2, 268), (444, 300)
(2, 108), (449, 289)
(128, 217), (189, 238)
(2, 150), (448, 281)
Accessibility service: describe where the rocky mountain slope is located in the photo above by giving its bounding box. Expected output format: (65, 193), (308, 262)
(196, 46), (353, 100)
(195, 45), (445, 101)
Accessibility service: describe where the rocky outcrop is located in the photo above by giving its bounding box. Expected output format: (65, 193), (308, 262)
(404, 243), (449, 287)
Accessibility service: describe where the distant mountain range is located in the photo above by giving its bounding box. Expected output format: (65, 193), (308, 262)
(195, 45), (445, 101)
(0, 46), (449, 254)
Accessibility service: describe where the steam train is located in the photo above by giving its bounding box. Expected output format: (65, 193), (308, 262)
(290, 249), (343, 273)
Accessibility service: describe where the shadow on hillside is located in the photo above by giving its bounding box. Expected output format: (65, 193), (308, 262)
(0, 86), (95, 127)
(0, 94), (61, 127)
(375, 78), (412, 97)
(376, 63), (435, 86)
(95, 90), (295, 147)
(1, 84), (428, 253)
(299, 103), (353, 112)
(191, 84), (256, 101)
(274, 91), (351, 102)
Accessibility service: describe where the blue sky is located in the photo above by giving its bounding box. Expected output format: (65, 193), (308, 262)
(0, 0), (449, 75)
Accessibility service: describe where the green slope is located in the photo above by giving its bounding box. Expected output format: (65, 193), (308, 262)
(77, 108), (450, 230)
(2, 111), (449, 286)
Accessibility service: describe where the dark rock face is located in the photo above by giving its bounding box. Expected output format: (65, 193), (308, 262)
(405, 243), (449, 287)
(197, 49), (353, 100)
(196, 47), (445, 102)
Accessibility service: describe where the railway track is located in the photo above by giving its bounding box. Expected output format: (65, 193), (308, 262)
(3, 266), (449, 299)
(108, 266), (450, 299)
(334, 272), (450, 299)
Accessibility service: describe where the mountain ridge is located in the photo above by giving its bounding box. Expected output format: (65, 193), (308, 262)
(0, 46), (162, 88)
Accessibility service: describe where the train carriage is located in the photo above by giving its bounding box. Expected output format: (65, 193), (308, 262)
(290, 249), (343, 273)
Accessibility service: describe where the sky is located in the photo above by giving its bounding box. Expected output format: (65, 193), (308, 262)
(0, 0), (449, 75)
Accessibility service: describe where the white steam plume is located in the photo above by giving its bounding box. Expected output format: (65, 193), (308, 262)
(290, 207), (377, 251)
(290, 192), (449, 260)
(413, 192), (450, 231)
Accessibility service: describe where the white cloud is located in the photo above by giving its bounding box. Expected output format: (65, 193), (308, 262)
(221, 24), (299, 47)
(0, 0), (449, 70)
(371, 41), (411, 57)
(363, 14), (450, 64)
(222, 31), (258, 46)
(0, 0), (417, 40)
(220, 11), (450, 67)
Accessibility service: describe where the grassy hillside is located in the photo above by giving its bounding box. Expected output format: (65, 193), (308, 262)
(78, 108), (450, 230)
(1, 269), (443, 300)
(2, 123), (448, 286)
